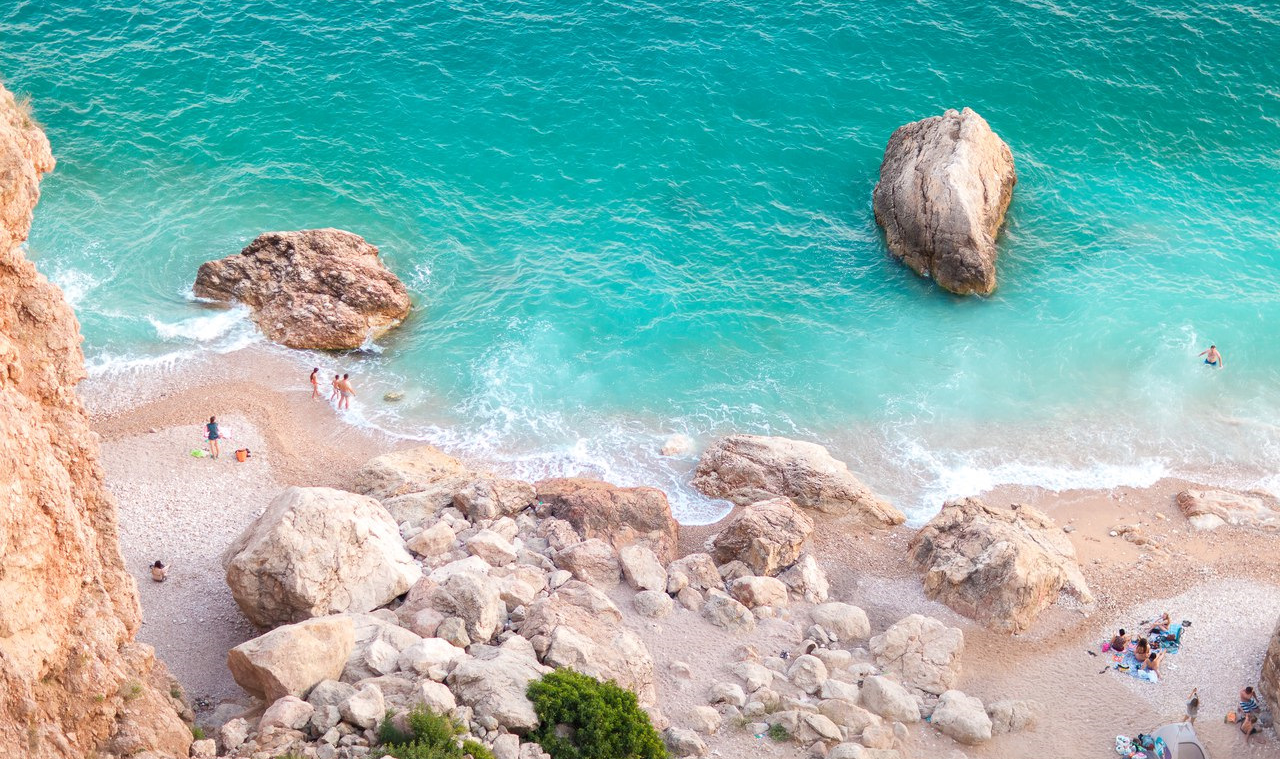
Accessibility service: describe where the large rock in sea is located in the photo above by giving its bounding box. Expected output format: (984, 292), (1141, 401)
(192, 228), (412, 349)
(1176, 488), (1280, 531)
(908, 498), (1092, 633)
(872, 108), (1017, 296)
(224, 486), (422, 629)
(1262, 615), (1280, 710)
(692, 434), (904, 527)
(707, 497), (813, 576)
(535, 478), (680, 563)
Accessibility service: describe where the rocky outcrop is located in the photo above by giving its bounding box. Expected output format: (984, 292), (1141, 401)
(1261, 615), (1280, 710)
(535, 478), (680, 563)
(1176, 488), (1280, 531)
(707, 497), (814, 576)
(447, 637), (551, 733)
(227, 616), (356, 702)
(872, 108), (1017, 296)
(909, 498), (1093, 634)
(224, 486), (422, 628)
(0, 82), (192, 758)
(870, 614), (964, 695)
(192, 228), (412, 349)
(692, 435), (904, 527)
(353, 445), (483, 520)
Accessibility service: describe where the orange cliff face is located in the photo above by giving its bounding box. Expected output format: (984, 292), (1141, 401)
(0, 83), (192, 758)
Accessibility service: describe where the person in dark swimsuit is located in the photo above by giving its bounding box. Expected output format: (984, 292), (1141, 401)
(1199, 345), (1223, 368)
(206, 416), (221, 459)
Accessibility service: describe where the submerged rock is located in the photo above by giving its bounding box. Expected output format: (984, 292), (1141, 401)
(908, 497), (1092, 634)
(872, 108), (1017, 295)
(692, 434), (904, 527)
(193, 228), (412, 349)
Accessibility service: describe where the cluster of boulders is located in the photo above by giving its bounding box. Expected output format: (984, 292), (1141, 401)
(192, 433), (1073, 758)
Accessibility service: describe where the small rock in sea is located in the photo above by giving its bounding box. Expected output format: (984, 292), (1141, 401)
(660, 433), (695, 457)
(383, 391), (405, 402)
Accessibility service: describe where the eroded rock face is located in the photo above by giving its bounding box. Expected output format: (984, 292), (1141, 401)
(692, 435), (904, 527)
(535, 478), (680, 563)
(1177, 488), (1280, 531)
(193, 228), (412, 349)
(1261, 615), (1280, 710)
(224, 487), (422, 629)
(872, 108), (1017, 296)
(909, 497), (1093, 634)
(707, 498), (814, 576)
(0, 82), (192, 759)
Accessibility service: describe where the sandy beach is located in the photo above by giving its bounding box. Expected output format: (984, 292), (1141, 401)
(86, 345), (1280, 757)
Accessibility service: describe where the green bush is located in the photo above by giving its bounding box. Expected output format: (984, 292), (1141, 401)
(767, 723), (789, 742)
(375, 705), (494, 759)
(526, 669), (668, 759)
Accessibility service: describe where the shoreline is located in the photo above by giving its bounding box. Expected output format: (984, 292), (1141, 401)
(89, 350), (1280, 756)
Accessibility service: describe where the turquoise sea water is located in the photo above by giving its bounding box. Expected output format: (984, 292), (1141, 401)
(3, 1), (1279, 522)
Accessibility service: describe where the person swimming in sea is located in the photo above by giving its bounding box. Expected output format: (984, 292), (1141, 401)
(1199, 345), (1223, 368)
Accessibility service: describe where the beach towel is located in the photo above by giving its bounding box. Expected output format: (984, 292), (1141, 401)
(1109, 650), (1159, 683)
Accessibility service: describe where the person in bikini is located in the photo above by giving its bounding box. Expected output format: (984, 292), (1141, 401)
(310, 367), (321, 400)
(1199, 345), (1223, 368)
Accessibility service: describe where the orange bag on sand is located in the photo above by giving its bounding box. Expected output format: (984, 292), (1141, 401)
(235, 449), (248, 462)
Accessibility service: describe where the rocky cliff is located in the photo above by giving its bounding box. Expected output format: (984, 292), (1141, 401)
(0, 82), (191, 758)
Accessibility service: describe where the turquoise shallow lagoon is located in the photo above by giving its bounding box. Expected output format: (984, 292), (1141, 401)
(3, 0), (1279, 521)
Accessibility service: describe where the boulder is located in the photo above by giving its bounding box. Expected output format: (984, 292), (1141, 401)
(259, 696), (314, 731)
(466, 529), (519, 567)
(223, 487), (421, 629)
(986, 699), (1041, 735)
(778, 554), (830, 603)
(908, 498), (1093, 634)
(227, 616), (355, 702)
(518, 581), (657, 705)
(707, 498), (813, 576)
(218, 719), (250, 752)
(708, 682), (747, 707)
(408, 521), (457, 558)
(797, 713), (843, 744)
(688, 705), (721, 734)
(819, 700), (880, 734)
(787, 655), (828, 695)
(869, 614), (963, 695)
(353, 445), (482, 513)
(397, 638), (467, 681)
(702, 590), (756, 633)
(667, 553), (722, 594)
(454, 478), (537, 520)
(305, 680), (355, 710)
(553, 538), (621, 588)
(634, 590), (675, 619)
(447, 637), (551, 733)
(338, 612), (424, 682)
(931, 690), (992, 746)
(535, 478), (680, 562)
(417, 680), (457, 714)
(871, 108), (1017, 296)
(192, 228), (411, 349)
(1260, 615), (1280, 710)
(810, 603), (870, 642)
(729, 576), (789, 609)
(1176, 489), (1280, 531)
(665, 727), (708, 758)
(619, 544), (668, 592)
(860, 676), (920, 724)
(429, 571), (505, 644)
(339, 684), (385, 730)
(692, 434), (904, 525)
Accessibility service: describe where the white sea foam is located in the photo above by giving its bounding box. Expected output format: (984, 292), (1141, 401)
(148, 306), (253, 343)
(48, 268), (101, 309)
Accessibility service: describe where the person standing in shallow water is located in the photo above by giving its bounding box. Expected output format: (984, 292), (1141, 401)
(205, 416), (221, 459)
(329, 374), (341, 402)
(337, 373), (356, 410)
(1199, 345), (1223, 368)
(309, 367), (321, 400)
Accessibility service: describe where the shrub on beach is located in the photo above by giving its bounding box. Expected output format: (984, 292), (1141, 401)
(376, 705), (494, 759)
(526, 669), (668, 759)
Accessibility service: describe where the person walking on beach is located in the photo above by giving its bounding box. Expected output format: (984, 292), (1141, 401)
(205, 416), (221, 459)
(1182, 687), (1198, 724)
(329, 373), (341, 402)
(310, 367), (321, 400)
(337, 373), (356, 410)
(1199, 345), (1223, 368)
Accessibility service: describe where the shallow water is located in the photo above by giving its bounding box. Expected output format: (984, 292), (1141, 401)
(3, 0), (1279, 522)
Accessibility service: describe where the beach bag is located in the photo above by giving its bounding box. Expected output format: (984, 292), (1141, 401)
(235, 449), (249, 462)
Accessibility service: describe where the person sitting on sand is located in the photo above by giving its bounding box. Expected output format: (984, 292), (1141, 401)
(310, 367), (321, 400)
(1149, 612), (1172, 635)
(205, 416), (221, 459)
(1142, 650), (1164, 675)
(337, 373), (356, 410)
(1199, 345), (1224, 368)
(1110, 628), (1130, 652)
(1241, 712), (1260, 743)
(330, 374), (341, 402)
(150, 561), (167, 582)
(1134, 638), (1150, 661)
